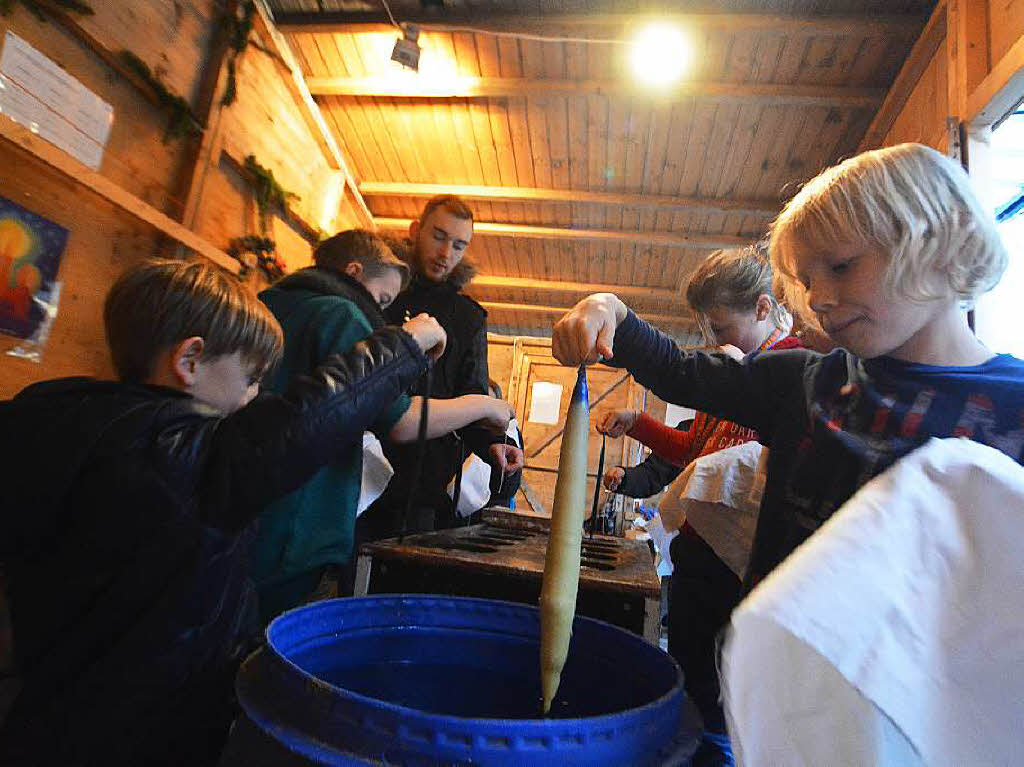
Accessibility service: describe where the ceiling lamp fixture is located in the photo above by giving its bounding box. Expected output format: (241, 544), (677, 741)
(391, 23), (421, 71)
(630, 23), (690, 87)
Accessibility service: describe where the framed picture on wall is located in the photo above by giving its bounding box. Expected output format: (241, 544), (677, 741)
(0, 195), (68, 340)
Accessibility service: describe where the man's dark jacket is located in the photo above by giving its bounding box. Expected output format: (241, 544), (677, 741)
(366, 269), (497, 535)
(0, 327), (427, 766)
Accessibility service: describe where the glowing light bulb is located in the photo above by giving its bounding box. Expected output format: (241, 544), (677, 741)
(630, 24), (691, 87)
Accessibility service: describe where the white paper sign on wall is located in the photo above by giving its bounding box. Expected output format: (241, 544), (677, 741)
(528, 381), (563, 425)
(0, 31), (114, 170)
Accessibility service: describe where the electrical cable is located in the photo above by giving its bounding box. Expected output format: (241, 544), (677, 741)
(399, 364), (431, 542)
(421, 26), (628, 45)
(379, 0), (400, 30)
(380, 0), (627, 45)
(588, 431), (606, 537)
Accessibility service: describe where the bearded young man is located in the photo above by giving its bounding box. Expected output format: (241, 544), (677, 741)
(362, 196), (525, 539)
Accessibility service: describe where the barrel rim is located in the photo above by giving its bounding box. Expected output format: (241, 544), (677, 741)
(262, 594), (684, 728)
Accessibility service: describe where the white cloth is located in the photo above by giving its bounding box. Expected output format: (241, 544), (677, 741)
(447, 454), (493, 517)
(640, 514), (678, 577)
(658, 442), (766, 576)
(722, 438), (1024, 767)
(357, 432), (393, 516)
(445, 418), (521, 518)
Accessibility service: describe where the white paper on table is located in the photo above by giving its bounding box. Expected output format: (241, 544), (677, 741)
(527, 382), (562, 424)
(664, 402), (696, 427)
(0, 32), (113, 170)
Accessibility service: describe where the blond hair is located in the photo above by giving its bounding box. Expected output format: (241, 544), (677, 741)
(105, 259), (283, 382)
(686, 245), (789, 344)
(770, 143), (1007, 311)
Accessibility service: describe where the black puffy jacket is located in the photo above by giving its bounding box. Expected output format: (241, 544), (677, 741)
(368, 275), (497, 534)
(0, 326), (427, 766)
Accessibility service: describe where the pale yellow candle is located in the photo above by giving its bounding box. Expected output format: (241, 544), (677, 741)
(539, 365), (589, 714)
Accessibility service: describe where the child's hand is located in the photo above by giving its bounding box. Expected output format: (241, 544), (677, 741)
(489, 441), (525, 474)
(478, 397), (514, 432)
(598, 409), (638, 438)
(402, 313), (447, 360)
(552, 293), (628, 365)
(603, 466), (625, 491)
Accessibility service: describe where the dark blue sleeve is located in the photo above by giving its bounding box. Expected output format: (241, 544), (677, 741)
(616, 453), (683, 498)
(606, 311), (811, 437)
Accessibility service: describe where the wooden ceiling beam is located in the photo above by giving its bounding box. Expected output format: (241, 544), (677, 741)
(308, 77), (884, 109)
(479, 301), (692, 329)
(275, 11), (923, 38)
(361, 182), (779, 217)
(375, 218), (752, 250)
(858, 1), (947, 151)
(470, 275), (681, 303)
(251, 0), (374, 227)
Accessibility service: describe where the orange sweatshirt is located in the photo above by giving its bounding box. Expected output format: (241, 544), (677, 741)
(627, 334), (804, 466)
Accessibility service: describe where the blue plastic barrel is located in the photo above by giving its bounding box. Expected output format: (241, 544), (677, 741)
(220, 595), (698, 766)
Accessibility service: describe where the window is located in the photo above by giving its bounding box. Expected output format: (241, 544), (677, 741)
(974, 106), (1024, 358)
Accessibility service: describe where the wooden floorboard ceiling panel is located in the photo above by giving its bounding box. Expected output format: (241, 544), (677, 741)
(264, 1), (936, 337)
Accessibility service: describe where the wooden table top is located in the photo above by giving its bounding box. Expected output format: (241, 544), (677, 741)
(359, 512), (660, 598)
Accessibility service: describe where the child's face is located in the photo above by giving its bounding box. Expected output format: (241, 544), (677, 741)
(792, 241), (945, 360)
(191, 351), (260, 414)
(360, 268), (403, 309)
(702, 305), (766, 354)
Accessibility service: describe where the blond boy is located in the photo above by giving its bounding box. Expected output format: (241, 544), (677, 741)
(552, 143), (1023, 585)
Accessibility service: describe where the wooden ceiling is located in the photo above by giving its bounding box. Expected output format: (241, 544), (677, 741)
(265, 0), (936, 340)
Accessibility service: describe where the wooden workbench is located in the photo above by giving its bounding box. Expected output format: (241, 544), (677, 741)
(354, 508), (662, 644)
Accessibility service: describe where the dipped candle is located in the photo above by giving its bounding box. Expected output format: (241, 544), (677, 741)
(538, 365), (589, 714)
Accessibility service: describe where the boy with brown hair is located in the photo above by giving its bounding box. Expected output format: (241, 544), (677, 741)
(254, 229), (512, 619)
(0, 258), (446, 765)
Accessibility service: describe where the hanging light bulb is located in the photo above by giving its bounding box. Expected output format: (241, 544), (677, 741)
(630, 24), (691, 87)
(391, 23), (421, 72)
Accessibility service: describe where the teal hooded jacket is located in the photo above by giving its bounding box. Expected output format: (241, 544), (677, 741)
(251, 268), (410, 619)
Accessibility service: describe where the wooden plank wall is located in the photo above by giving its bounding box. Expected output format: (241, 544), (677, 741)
(989, 0), (1024, 75)
(486, 333), (517, 398)
(0, 6), (194, 396)
(0, 1), (360, 398)
(875, 0), (1024, 151)
(198, 15), (364, 271)
(884, 40), (950, 150)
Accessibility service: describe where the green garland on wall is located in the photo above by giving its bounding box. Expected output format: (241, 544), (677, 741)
(218, 0), (256, 107)
(243, 154), (299, 232)
(0, 0), (94, 21)
(118, 51), (202, 142)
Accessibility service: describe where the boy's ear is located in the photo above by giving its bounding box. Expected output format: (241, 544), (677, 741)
(755, 294), (773, 321)
(408, 218), (420, 241)
(344, 261), (363, 279)
(170, 336), (205, 387)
